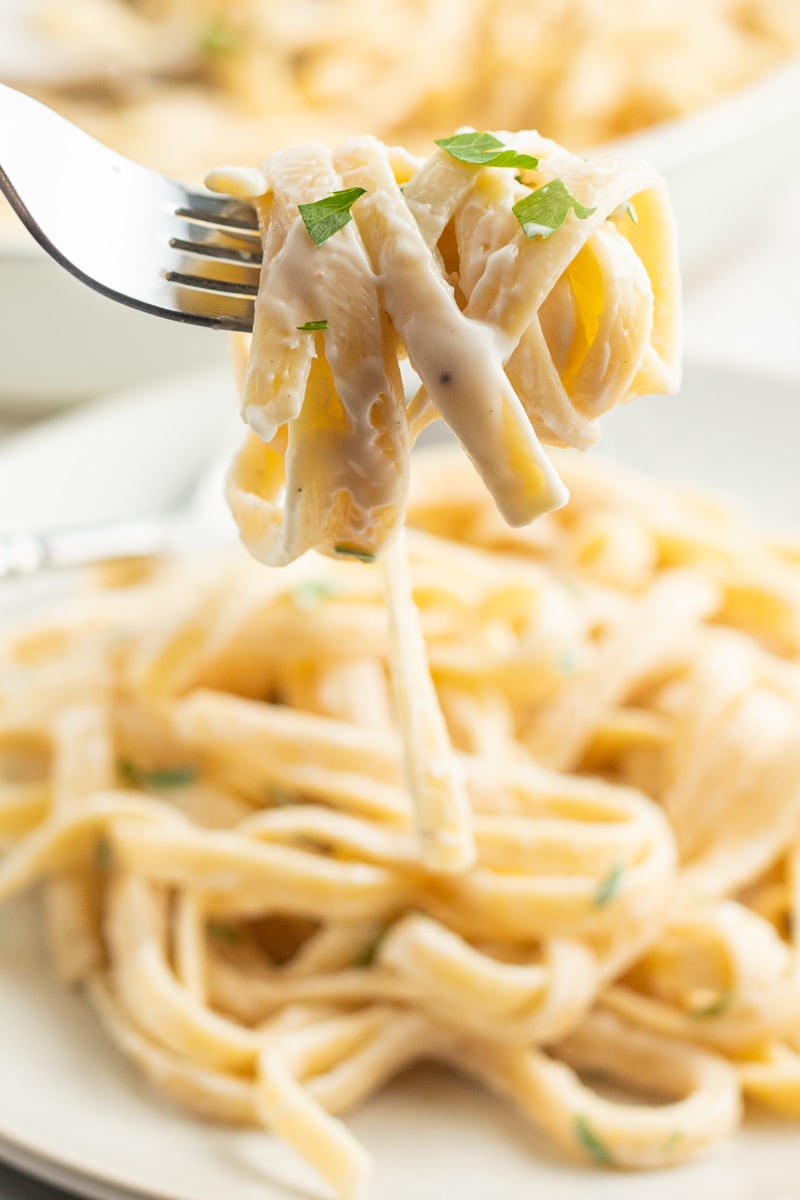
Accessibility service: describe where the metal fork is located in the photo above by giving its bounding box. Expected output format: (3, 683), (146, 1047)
(0, 82), (260, 332)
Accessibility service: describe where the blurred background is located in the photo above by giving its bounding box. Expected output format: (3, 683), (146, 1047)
(1, 0), (800, 413)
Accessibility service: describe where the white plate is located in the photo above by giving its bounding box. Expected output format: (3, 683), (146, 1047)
(1, 360), (800, 1200)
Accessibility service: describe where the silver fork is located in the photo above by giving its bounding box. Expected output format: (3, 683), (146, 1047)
(0, 82), (260, 332)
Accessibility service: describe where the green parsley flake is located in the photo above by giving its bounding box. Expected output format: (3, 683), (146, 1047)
(574, 1116), (614, 1165)
(593, 862), (624, 908)
(93, 837), (112, 872)
(292, 581), (336, 610)
(298, 188), (366, 247)
(626, 200), (639, 225)
(333, 544), (376, 563)
(119, 760), (198, 790)
(435, 131), (538, 171)
(265, 786), (295, 807)
(687, 989), (735, 1019)
(296, 320), (328, 332)
(661, 1131), (684, 1156)
(354, 928), (388, 968)
(208, 920), (244, 944)
(198, 19), (240, 56)
(512, 178), (596, 240)
(556, 647), (579, 675)
(297, 834), (334, 855)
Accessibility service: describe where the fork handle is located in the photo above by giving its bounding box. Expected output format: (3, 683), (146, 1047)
(0, 519), (174, 579)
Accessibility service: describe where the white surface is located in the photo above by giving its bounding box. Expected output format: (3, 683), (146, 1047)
(0, 361), (799, 1200)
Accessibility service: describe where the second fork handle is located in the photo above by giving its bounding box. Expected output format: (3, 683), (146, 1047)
(0, 518), (175, 579)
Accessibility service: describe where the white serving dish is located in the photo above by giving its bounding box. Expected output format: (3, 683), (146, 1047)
(1, 54), (799, 408)
(607, 54), (800, 285)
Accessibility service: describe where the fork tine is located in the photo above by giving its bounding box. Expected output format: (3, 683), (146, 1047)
(165, 270), (259, 296)
(170, 214), (262, 252)
(169, 237), (262, 266)
(163, 234), (261, 294)
(163, 212), (263, 297)
(178, 190), (261, 233)
(162, 198), (263, 319)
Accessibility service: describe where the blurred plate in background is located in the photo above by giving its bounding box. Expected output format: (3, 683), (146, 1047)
(0, 362), (237, 534)
(0, 357), (796, 533)
(0, 242), (230, 413)
(608, 54), (800, 285)
(0, 356), (796, 538)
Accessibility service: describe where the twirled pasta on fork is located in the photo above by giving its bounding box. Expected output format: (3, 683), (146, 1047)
(222, 129), (679, 565)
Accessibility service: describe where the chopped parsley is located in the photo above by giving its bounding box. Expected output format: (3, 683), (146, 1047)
(93, 837), (112, 872)
(512, 178), (596, 240)
(296, 320), (328, 332)
(687, 989), (735, 1019)
(119, 760), (198, 790)
(296, 834), (334, 855)
(265, 786), (295, 807)
(354, 928), (388, 968)
(291, 581), (336, 610)
(208, 920), (244, 944)
(298, 188), (366, 247)
(661, 1131), (684, 1156)
(593, 862), (624, 908)
(574, 1115), (614, 1165)
(556, 647), (579, 675)
(198, 19), (240, 56)
(333, 544), (376, 563)
(626, 200), (639, 225)
(435, 131), (538, 171)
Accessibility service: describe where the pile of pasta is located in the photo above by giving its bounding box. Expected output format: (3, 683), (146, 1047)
(10, 0), (800, 181)
(2, 447), (800, 1197)
(225, 130), (679, 566)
